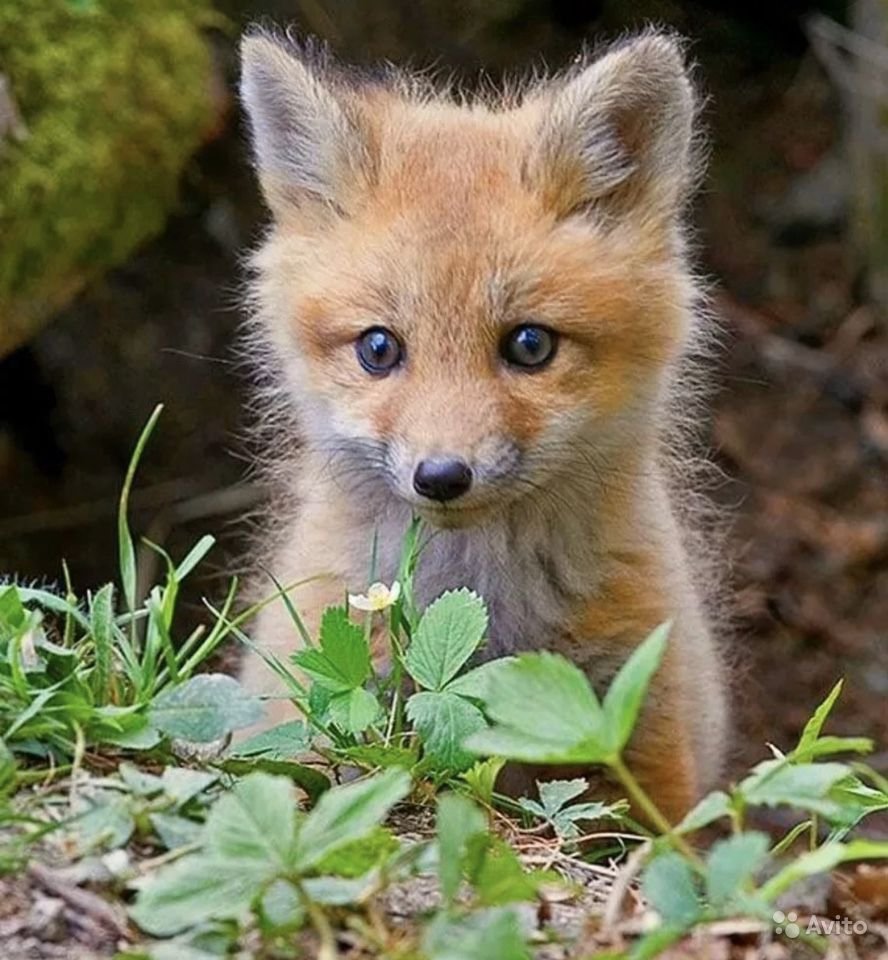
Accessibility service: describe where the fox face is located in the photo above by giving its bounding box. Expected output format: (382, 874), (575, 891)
(241, 32), (702, 529)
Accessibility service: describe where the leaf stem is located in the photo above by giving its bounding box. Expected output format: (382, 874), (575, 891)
(295, 880), (338, 960)
(611, 757), (703, 866)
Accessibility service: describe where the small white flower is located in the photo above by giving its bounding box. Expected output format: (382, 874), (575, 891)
(348, 580), (401, 612)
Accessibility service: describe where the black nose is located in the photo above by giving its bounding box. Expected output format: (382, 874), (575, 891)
(413, 457), (473, 502)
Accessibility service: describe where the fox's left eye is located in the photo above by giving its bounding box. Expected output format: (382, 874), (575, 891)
(356, 327), (403, 375)
(500, 324), (557, 370)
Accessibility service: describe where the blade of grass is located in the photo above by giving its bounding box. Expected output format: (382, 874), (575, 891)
(265, 570), (313, 649)
(118, 404), (163, 634)
(61, 561), (76, 647)
(16, 588), (89, 630)
(174, 535), (215, 582)
(89, 584), (115, 706)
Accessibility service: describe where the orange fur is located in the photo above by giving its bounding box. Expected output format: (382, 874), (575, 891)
(237, 28), (727, 820)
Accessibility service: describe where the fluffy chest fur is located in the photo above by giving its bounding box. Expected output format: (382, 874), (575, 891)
(343, 492), (607, 659)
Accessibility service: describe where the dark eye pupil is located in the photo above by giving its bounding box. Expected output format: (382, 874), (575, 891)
(357, 327), (401, 374)
(502, 324), (555, 369)
(517, 328), (542, 355)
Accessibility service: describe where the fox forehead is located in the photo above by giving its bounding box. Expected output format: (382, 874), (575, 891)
(371, 101), (535, 207)
(280, 181), (683, 363)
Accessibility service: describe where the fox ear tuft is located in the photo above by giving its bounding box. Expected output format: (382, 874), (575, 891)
(240, 32), (369, 217)
(532, 33), (699, 222)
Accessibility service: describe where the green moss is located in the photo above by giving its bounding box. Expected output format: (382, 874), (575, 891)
(0, 0), (215, 355)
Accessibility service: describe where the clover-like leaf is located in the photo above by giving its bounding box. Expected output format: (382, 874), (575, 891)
(292, 768), (410, 870)
(292, 607), (370, 693)
(407, 690), (487, 772)
(405, 589), (488, 691)
(149, 674), (263, 742)
(642, 851), (701, 928)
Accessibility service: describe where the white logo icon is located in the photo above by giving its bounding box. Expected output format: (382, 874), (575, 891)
(773, 911), (801, 939)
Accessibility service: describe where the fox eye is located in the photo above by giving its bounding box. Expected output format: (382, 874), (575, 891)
(501, 324), (557, 370)
(356, 327), (403, 375)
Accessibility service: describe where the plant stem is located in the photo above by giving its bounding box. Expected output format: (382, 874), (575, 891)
(611, 757), (703, 866)
(295, 881), (338, 960)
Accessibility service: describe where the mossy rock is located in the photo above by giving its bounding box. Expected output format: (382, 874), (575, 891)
(0, 0), (216, 357)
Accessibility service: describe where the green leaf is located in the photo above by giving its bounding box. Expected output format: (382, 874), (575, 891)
(131, 855), (266, 936)
(0, 739), (17, 794)
(88, 584), (115, 705)
(469, 836), (554, 906)
(445, 657), (516, 699)
(228, 721), (311, 760)
(0, 585), (26, 632)
(302, 873), (378, 905)
(465, 652), (609, 765)
(460, 757), (506, 806)
(258, 879), (304, 932)
(705, 832), (769, 907)
(759, 839), (888, 901)
(174, 536), (215, 582)
(160, 767), (217, 808)
(407, 690), (487, 772)
(676, 790), (732, 834)
(72, 796), (135, 852)
(328, 686), (381, 734)
(827, 777), (888, 832)
(602, 622), (669, 753)
(292, 607), (369, 693)
(137, 941), (231, 960)
(292, 768), (410, 871)
(149, 674), (264, 742)
(739, 760), (851, 817)
(101, 720), (162, 751)
(423, 908), (531, 960)
(476, 653), (604, 745)
(537, 778), (588, 813)
(794, 680), (843, 759)
(335, 744), (419, 771)
(437, 792), (487, 903)
(119, 762), (164, 796)
(641, 852), (701, 927)
(405, 589), (488, 691)
(466, 727), (598, 765)
(793, 735), (873, 762)
(204, 772), (296, 869)
(150, 813), (203, 850)
(770, 819), (814, 856)
(217, 758), (330, 804)
(518, 778), (626, 839)
(312, 826), (399, 878)
(118, 404), (163, 613)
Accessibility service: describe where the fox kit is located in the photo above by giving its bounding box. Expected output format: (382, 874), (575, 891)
(238, 28), (728, 820)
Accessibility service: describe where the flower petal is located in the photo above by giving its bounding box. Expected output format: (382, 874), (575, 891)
(348, 593), (373, 611)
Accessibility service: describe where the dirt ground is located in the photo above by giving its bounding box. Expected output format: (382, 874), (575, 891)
(0, 5), (885, 794)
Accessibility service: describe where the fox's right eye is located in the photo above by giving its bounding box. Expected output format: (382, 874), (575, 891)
(356, 327), (403, 375)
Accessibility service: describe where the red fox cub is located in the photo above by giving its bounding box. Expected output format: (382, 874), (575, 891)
(238, 28), (727, 820)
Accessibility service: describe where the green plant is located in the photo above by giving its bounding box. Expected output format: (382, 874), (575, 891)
(465, 644), (888, 957)
(0, 407), (262, 765)
(4, 408), (888, 959)
(131, 769), (411, 957)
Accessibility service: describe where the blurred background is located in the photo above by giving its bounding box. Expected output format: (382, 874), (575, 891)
(1, 0), (886, 781)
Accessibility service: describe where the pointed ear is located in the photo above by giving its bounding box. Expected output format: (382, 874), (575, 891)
(239, 32), (372, 219)
(529, 33), (699, 223)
